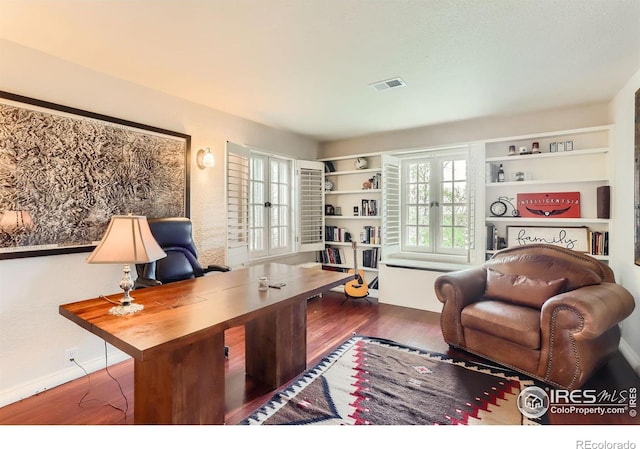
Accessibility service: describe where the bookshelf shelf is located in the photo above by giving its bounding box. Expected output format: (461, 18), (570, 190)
(325, 215), (381, 220)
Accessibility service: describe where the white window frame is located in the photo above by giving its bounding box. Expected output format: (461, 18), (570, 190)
(249, 153), (293, 259)
(401, 151), (469, 256)
(225, 142), (323, 267)
(383, 146), (475, 264)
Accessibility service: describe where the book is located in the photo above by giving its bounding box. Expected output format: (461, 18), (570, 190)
(486, 224), (495, 250)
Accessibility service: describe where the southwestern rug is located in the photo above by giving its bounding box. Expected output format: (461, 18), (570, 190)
(241, 335), (546, 425)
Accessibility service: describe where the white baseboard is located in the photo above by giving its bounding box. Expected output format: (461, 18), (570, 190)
(619, 337), (640, 376)
(0, 351), (130, 408)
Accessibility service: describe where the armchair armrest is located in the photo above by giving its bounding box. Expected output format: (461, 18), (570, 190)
(541, 282), (635, 339)
(203, 264), (231, 273)
(434, 267), (487, 310)
(434, 267), (487, 347)
(134, 277), (163, 290)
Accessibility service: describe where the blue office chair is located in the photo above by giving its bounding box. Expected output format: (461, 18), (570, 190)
(134, 217), (229, 288)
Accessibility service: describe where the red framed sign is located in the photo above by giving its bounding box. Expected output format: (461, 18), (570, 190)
(517, 192), (581, 218)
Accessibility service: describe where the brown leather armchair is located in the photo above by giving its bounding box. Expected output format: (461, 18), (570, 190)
(434, 244), (635, 390)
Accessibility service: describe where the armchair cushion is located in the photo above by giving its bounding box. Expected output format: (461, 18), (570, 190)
(462, 300), (541, 349)
(484, 268), (566, 308)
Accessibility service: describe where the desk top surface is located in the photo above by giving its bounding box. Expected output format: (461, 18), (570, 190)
(59, 263), (352, 359)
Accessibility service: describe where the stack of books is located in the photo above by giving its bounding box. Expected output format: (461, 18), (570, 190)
(589, 231), (609, 256)
(317, 247), (345, 264)
(361, 226), (381, 244)
(362, 247), (380, 268)
(361, 199), (378, 216)
(325, 226), (350, 242)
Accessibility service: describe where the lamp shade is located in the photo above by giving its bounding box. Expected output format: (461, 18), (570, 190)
(86, 215), (166, 264)
(197, 148), (215, 169)
(202, 149), (215, 167)
(0, 210), (33, 232)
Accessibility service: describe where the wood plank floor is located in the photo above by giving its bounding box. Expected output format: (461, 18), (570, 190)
(1, 291), (638, 426)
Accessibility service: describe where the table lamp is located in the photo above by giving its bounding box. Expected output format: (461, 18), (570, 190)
(86, 215), (166, 316)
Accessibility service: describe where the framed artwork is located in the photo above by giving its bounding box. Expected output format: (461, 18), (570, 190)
(507, 226), (590, 253)
(635, 88), (640, 266)
(0, 91), (190, 260)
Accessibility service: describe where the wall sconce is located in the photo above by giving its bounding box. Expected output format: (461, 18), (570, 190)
(197, 147), (215, 169)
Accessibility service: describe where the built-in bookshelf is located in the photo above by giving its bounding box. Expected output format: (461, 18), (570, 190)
(484, 125), (612, 261)
(319, 153), (383, 298)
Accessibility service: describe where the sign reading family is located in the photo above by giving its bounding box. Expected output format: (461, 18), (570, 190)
(517, 192), (581, 218)
(507, 226), (590, 252)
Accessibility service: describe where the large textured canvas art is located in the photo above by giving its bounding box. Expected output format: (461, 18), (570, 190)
(0, 91), (190, 259)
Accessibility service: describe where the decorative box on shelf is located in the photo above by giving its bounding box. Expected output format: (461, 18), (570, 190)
(516, 192), (581, 218)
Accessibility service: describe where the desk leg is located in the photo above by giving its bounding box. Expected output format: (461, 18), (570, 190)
(134, 331), (226, 424)
(245, 298), (307, 389)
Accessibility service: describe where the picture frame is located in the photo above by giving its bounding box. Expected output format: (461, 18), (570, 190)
(635, 88), (640, 266)
(0, 91), (190, 260)
(507, 226), (590, 252)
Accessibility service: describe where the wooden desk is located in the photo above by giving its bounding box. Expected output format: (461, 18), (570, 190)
(59, 263), (352, 424)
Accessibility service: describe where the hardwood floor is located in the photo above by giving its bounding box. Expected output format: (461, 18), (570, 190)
(1, 291), (638, 426)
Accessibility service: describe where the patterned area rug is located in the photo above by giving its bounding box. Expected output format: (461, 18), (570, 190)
(242, 335), (546, 425)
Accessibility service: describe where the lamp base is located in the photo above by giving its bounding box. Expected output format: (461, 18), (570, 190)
(108, 302), (144, 316)
(107, 263), (144, 316)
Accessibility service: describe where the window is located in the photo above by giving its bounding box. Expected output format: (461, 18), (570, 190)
(249, 154), (292, 258)
(383, 146), (474, 263)
(226, 142), (323, 267)
(403, 153), (468, 255)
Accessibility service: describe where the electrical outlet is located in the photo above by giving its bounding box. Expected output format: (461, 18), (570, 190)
(65, 347), (78, 367)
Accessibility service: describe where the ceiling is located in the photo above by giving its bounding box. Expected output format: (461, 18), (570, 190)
(1, 0), (640, 142)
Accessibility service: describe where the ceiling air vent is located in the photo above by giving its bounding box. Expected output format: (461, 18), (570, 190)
(370, 77), (406, 92)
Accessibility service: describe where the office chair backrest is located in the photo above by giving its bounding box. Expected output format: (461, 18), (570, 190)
(136, 217), (205, 284)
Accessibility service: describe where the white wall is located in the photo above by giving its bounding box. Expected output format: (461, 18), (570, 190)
(319, 103), (610, 158)
(0, 40), (318, 407)
(610, 66), (640, 374)
(378, 264), (443, 312)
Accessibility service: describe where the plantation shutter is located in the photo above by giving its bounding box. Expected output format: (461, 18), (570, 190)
(226, 141), (250, 267)
(381, 154), (401, 259)
(296, 160), (324, 252)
